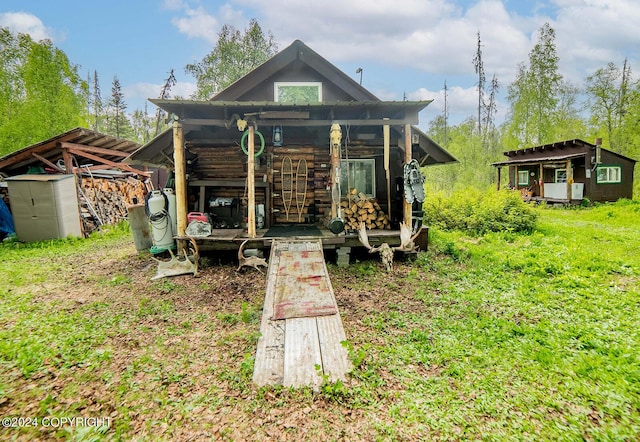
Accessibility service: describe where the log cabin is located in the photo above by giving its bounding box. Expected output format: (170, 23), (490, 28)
(493, 139), (636, 204)
(126, 40), (456, 256)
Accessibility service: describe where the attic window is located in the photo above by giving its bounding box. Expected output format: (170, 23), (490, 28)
(274, 82), (322, 103)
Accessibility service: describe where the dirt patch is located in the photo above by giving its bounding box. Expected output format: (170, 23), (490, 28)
(1, 238), (438, 441)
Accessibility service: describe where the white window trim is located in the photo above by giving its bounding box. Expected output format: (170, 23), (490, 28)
(518, 170), (530, 186)
(555, 168), (568, 183)
(274, 81), (323, 102)
(596, 165), (622, 184)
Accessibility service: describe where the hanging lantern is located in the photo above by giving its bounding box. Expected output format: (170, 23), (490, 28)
(273, 126), (283, 146)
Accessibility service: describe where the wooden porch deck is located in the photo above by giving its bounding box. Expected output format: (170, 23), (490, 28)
(176, 225), (428, 254)
(252, 239), (351, 389)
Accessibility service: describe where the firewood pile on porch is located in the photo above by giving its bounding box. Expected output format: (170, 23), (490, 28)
(340, 190), (391, 231)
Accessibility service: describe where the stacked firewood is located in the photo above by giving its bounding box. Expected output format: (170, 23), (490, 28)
(79, 176), (148, 233)
(340, 190), (391, 230)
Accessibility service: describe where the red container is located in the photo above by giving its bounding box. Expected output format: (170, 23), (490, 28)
(187, 212), (209, 223)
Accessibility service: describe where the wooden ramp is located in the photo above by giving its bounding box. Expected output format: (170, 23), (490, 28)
(253, 239), (352, 389)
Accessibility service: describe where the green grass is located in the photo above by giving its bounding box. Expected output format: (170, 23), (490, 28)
(1, 204), (639, 440)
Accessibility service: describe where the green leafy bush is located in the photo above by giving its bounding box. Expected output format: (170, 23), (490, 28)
(422, 188), (537, 235)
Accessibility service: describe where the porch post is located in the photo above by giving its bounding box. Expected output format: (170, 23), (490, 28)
(247, 125), (256, 238)
(172, 120), (187, 237)
(496, 167), (501, 191)
(514, 165), (519, 189)
(383, 118), (391, 218)
(403, 124), (412, 227)
(329, 124), (341, 220)
(566, 159), (573, 200)
(539, 164), (544, 197)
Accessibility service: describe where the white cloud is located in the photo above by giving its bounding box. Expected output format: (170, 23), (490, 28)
(551, 0), (640, 84)
(168, 1), (248, 45)
(0, 11), (56, 42)
(124, 80), (197, 109)
(411, 85), (479, 119)
(171, 6), (220, 44)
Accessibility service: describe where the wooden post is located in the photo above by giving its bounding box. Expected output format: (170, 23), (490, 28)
(514, 165), (519, 189)
(173, 121), (187, 237)
(62, 148), (73, 174)
(330, 129), (340, 220)
(496, 166), (501, 191)
(566, 159), (573, 200)
(403, 124), (412, 227)
(247, 125), (256, 238)
(539, 164), (544, 197)
(383, 118), (391, 219)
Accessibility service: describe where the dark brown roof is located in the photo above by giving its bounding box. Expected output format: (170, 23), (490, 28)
(149, 99), (431, 127)
(492, 152), (586, 166)
(0, 127), (141, 176)
(211, 40), (378, 102)
(130, 39), (456, 168)
(493, 139), (636, 166)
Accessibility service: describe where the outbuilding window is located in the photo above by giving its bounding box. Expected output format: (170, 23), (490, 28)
(518, 170), (530, 186)
(555, 169), (568, 183)
(596, 165), (622, 184)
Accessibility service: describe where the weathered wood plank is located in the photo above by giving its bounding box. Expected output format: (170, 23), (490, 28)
(252, 244), (285, 386)
(253, 239), (351, 388)
(317, 315), (351, 382)
(315, 240), (352, 382)
(283, 317), (323, 389)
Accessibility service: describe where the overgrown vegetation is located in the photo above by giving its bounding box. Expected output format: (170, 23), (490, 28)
(1, 202), (638, 440)
(422, 187), (538, 235)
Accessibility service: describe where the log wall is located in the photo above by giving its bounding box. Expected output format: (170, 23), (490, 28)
(187, 143), (400, 227)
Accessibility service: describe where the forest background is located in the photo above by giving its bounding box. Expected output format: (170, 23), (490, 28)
(1, 21), (638, 198)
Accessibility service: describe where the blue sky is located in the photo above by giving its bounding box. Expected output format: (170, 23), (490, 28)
(2, 0), (639, 131)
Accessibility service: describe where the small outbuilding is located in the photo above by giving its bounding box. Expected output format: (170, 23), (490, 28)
(493, 139), (636, 203)
(0, 127), (152, 238)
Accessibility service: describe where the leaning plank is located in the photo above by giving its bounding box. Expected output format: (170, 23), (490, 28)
(252, 244), (285, 386)
(283, 317), (323, 389)
(317, 315), (352, 383)
(315, 237), (351, 382)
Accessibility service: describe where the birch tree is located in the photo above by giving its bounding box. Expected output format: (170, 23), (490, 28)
(185, 19), (277, 100)
(0, 28), (87, 156)
(504, 23), (576, 148)
(586, 60), (633, 150)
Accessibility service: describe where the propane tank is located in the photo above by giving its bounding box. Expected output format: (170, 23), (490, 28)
(146, 190), (173, 250)
(163, 188), (177, 236)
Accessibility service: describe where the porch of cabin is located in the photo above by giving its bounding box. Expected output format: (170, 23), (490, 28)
(495, 155), (587, 205)
(176, 224), (429, 265)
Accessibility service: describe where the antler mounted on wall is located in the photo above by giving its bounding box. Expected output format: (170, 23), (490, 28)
(358, 222), (420, 271)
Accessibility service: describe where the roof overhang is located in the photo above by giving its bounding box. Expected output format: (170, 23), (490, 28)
(0, 127), (143, 177)
(150, 99), (431, 128)
(127, 99), (457, 169)
(492, 152), (586, 167)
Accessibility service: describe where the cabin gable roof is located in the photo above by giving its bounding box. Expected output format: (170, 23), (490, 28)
(129, 40), (456, 168)
(211, 40), (378, 102)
